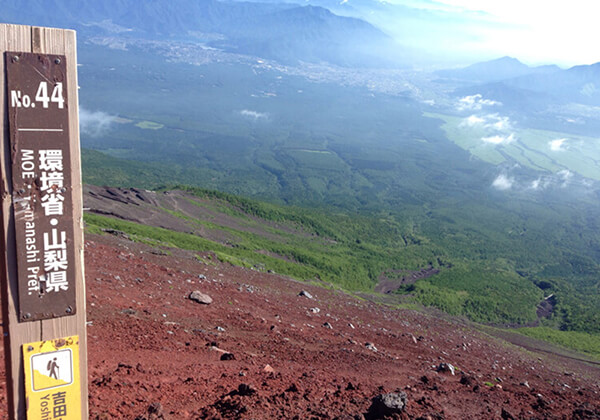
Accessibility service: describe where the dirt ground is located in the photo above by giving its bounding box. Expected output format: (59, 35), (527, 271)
(1, 233), (599, 419)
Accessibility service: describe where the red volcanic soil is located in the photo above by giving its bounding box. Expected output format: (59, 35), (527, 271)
(1, 233), (600, 419)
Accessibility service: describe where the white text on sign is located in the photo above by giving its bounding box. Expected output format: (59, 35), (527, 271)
(10, 82), (64, 109)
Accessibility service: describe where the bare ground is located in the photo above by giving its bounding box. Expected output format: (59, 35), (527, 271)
(2, 233), (599, 419)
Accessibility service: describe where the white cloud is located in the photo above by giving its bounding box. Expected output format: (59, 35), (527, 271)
(457, 94), (501, 111)
(461, 113), (512, 132)
(480, 98), (501, 107)
(240, 110), (269, 121)
(557, 169), (573, 187)
(487, 115), (511, 131)
(492, 174), (514, 190)
(528, 177), (552, 190)
(482, 133), (515, 145)
(79, 108), (115, 137)
(461, 114), (485, 126)
(498, 168), (591, 193)
(549, 138), (567, 151)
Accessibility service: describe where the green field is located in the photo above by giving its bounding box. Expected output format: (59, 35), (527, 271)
(135, 120), (164, 130)
(429, 112), (600, 180)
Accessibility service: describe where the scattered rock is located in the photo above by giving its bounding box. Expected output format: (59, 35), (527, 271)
(501, 407), (516, 420)
(198, 274), (207, 280)
(220, 353), (235, 361)
(348, 323), (355, 329)
(188, 291), (213, 305)
(134, 402), (167, 420)
(416, 414), (445, 420)
(367, 392), (407, 418)
(299, 290), (313, 299)
(346, 382), (358, 391)
(534, 393), (551, 410)
(216, 326), (225, 332)
(149, 249), (168, 256)
(437, 363), (455, 375)
(365, 342), (378, 352)
(235, 383), (256, 396)
(459, 374), (474, 386)
(102, 228), (130, 240)
(286, 383), (299, 393)
(572, 403), (600, 419)
(263, 364), (274, 373)
(310, 307), (320, 313)
(323, 322), (333, 329)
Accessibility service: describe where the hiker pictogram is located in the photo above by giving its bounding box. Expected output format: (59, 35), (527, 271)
(47, 357), (60, 379)
(31, 348), (73, 391)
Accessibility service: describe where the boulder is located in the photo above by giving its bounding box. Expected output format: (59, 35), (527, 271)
(299, 290), (313, 299)
(437, 362), (455, 375)
(367, 392), (407, 417)
(189, 291), (212, 304)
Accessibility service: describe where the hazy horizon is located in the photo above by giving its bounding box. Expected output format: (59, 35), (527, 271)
(299, 0), (600, 68)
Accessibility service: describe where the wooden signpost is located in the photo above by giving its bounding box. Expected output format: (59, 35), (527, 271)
(0, 24), (88, 419)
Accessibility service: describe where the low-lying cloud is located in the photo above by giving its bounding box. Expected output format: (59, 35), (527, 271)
(482, 133), (515, 145)
(79, 107), (115, 137)
(487, 115), (511, 131)
(461, 115), (485, 126)
(496, 168), (584, 192)
(549, 138), (568, 151)
(457, 94), (501, 111)
(492, 174), (514, 190)
(240, 109), (269, 121)
(557, 169), (573, 187)
(459, 112), (516, 147)
(460, 113), (512, 132)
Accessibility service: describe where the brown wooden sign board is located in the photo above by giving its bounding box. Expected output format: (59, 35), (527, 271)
(5, 52), (77, 322)
(1, 24), (88, 419)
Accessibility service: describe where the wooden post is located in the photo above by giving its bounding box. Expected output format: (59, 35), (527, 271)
(0, 24), (87, 419)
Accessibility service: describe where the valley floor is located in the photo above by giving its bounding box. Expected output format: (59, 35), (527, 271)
(1, 234), (599, 419)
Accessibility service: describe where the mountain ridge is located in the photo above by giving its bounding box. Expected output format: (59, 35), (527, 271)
(2, 0), (398, 66)
(436, 56), (562, 83)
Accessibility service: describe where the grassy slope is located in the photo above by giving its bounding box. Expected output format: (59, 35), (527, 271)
(83, 185), (600, 357)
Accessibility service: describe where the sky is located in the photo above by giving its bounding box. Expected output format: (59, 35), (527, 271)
(384, 0), (599, 67)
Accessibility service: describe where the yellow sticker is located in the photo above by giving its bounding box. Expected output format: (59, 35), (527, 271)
(23, 336), (81, 420)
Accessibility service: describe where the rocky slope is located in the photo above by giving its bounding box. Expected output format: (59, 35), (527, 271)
(1, 187), (599, 418)
(1, 231), (599, 419)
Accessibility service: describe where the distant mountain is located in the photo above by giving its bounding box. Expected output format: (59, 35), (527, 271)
(454, 81), (555, 113)
(505, 62), (600, 106)
(436, 56), (561, 83)
(224, 5), (396, 66)
(1, 0), (399, 67)
(454, 60), (600, 115)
